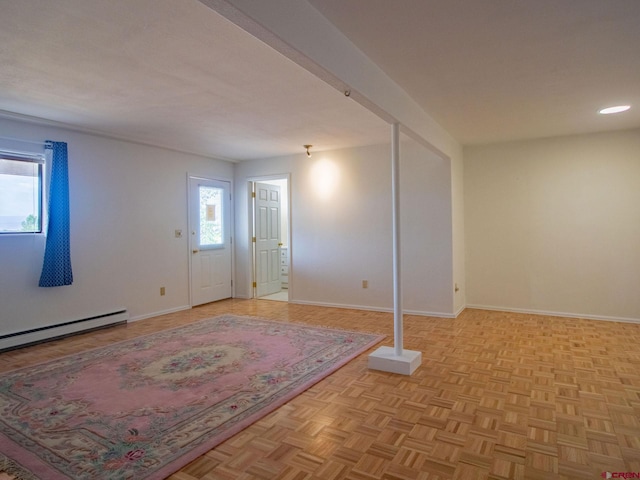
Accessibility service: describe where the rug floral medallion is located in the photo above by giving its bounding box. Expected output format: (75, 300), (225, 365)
(0, 315), (384, 479)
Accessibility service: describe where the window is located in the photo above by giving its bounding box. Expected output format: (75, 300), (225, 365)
(198, 185), (223, 247)
(0, 150), (44, 234)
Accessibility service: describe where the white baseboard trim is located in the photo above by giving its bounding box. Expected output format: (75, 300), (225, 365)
(289, 299), (384, 313)
(404, 308), (456, 319)
(453, 304), (466, 318)
(129, 305), (191, 323)
(289, 299), (456, 318)
(466, 304), (640, 324)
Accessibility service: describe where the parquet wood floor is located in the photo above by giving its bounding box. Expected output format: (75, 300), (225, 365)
(2, 299), (640, 479)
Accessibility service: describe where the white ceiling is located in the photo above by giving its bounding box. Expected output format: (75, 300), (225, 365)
(310, 0), (640, 145)
(0, 0), (388, 160)
(1, 0), (639, 161)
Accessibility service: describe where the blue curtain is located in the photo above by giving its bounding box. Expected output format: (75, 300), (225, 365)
(39, 141), (73, 287)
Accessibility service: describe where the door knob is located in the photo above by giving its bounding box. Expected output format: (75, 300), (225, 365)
(192, 249), (199, 254)
(278, 243), (283, 247)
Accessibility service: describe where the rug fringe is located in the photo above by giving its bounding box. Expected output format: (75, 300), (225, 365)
(0, 454), (38, 480)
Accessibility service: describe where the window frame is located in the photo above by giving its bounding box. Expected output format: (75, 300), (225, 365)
(0, 149), (46, 235)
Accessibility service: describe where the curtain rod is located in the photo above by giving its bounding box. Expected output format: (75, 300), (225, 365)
(0, 135), (47, 146)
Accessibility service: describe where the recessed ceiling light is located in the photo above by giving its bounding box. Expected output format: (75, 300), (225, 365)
(599, 105), (631, 115)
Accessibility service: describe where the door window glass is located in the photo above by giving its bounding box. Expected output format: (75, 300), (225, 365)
(199, 185), (223, 247)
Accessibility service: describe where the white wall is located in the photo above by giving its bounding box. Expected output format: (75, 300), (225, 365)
(465, 129), (640, 322)
(234, 140), (455, 316)
(0, 117), (233, 336)
(400, 140), (454, 315)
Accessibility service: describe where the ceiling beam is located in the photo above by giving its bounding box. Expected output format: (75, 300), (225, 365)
(198, 0), (460, 160)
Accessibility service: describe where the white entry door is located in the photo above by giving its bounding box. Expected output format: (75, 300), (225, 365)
(254, 182), (282, 297)
(189, 176), (232, 306)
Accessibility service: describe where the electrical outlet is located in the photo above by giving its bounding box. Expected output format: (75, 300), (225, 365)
(160, 287), (165, 296)
(362, 280), (368, 289)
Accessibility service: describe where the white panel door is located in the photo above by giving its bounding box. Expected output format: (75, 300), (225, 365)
(255, 182), (281, 297)
(189, 177), (232, 306)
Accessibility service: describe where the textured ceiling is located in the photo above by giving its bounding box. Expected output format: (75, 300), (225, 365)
(1, 0), (639, 161)
(0, 0), (388, 160)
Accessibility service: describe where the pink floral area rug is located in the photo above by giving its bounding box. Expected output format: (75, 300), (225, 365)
(0, 314), (384, 479)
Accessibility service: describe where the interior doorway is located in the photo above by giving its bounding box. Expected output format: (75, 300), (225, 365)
(251, 176), (290, 302)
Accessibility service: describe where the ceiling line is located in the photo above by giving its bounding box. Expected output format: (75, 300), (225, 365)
(197, 0), (460, 161)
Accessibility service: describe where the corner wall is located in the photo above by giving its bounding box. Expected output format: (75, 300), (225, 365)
(450, 141), (466, 315)
(0, 117), (233, 335)
(234, 140), (455, 316)
(464, 129), (640, 321)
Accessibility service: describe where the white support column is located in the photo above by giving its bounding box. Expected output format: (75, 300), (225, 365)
(368, 123), (422, 375)
(391, 121), (403, 356)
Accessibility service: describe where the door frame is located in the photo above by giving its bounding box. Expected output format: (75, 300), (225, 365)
(187, 173), (235, 306)
(248, 173), (291, 299)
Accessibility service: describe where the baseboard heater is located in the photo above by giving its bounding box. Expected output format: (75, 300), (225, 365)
(0, 309), (129, 352)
